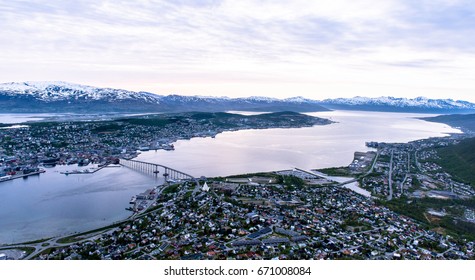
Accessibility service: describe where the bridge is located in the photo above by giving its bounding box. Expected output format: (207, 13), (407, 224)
(120, 158), (195, 181)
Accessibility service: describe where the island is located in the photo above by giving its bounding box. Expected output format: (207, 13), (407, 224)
(0, 111), (332, 173)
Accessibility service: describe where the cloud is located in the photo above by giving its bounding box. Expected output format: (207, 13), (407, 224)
(0, 0), (475, 101)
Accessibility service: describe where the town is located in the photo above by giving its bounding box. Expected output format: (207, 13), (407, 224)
(1, 113), (475, 260)
(0, 111), (330, 179)
(364, 136), (475, 201)
(2, 168), (472, 260)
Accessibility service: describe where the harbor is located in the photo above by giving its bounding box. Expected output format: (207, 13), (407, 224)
(0, 169), (45, 183)
(126, 188), (159, 213)
(59, 164), (121, 175)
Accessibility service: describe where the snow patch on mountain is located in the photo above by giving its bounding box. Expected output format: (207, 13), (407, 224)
(2, 81), (475, 113)
(0, 81), (160, 103)
(284, 96), (319, 103)
(322, 96), (475, 110)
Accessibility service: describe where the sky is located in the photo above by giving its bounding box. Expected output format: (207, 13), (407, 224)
(1, 0), (475, 101)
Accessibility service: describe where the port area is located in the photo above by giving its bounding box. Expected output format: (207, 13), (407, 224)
(126, 187), (160, 214)
(0, 169), (45, 183)
(60, 163), (121, 175)
(348, 151), (377, 173)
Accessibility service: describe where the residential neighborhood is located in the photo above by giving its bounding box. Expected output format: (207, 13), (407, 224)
(14, 169), (473, 260)
(1, 114), (475, 260)
(0, 112), (327, 179)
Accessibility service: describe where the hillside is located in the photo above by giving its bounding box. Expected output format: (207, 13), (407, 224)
(112, 111), (332, 129)
(423, 114), (475, 133)
(436, 137), (475, 186)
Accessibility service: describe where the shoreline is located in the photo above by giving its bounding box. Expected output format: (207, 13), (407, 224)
(1, 137), (457, 247)
(0, 170), (46, 183)
(0, 112), (469, 257)
(0, 161), (367, 250)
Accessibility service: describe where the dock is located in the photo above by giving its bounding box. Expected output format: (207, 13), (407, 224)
(60, 165), (112, 175)
(0, 170), (46, 183)
(126, 188), (160, 213)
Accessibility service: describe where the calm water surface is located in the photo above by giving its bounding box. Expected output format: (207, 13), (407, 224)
(0, 165), (162, 244)
(0, 113), (53, 124)
(136, 111), (461, 177)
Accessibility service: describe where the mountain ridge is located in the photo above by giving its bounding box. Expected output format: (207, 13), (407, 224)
(1, 81), (475, 114)
(320, 96), (475, 113)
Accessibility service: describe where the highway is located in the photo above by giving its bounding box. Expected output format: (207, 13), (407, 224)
(296, 150), (380, 189)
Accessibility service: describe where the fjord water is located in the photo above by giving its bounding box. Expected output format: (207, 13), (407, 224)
(0, 113), (51, 124)
(0, 111), (461, 244)
(0, 165), (162, 244)
(136, 111), (461, 177)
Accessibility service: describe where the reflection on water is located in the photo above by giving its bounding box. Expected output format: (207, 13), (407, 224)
(0, 113), (53, 124)
(136, 111), (460, 177)
(0, 165), (163, 244)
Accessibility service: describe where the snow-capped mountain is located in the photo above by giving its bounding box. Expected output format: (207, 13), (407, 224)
(156, 94), (328, 112)
(0, 81), (159, 103)
(320, 96), (475, 113)
(1, 82), (474, 114)
(0, 81), (329, 113)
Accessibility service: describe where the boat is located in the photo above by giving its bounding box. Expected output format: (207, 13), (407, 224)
(158, 144), (175, 150)
(129, 196), (137, 204)
(0, 175), (12, 182)
(78, 159), (90, 167)
(163, 144), (174, 151)
(42, 158), (59, 165)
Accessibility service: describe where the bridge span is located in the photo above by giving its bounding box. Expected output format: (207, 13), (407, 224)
(120, 158), (195, 181)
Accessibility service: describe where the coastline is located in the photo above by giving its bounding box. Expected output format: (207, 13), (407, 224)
(0, 111), (469, 259)
(0, 150), (375, 252)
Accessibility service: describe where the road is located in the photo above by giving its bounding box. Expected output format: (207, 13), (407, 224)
(387, 150), (394, 201)
(365, 150), (380, 176)
(296, 150), (380, 189)
(399, 152), (411, 195)
(414, 150), (422, 171)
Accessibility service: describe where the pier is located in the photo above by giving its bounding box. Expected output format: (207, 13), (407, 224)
(0, 170), (45, 183)
(119, 158), (195, 181)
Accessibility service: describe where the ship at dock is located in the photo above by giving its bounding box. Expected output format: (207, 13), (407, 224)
(129, 196), (137, 204)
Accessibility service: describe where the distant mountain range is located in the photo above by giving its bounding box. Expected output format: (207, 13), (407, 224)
(1, 81), (475, 114)
(0, 81), (328, 113)
(320, 96), (475, 113)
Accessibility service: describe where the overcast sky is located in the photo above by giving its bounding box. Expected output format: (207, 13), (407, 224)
(1, 0), (475, 101)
